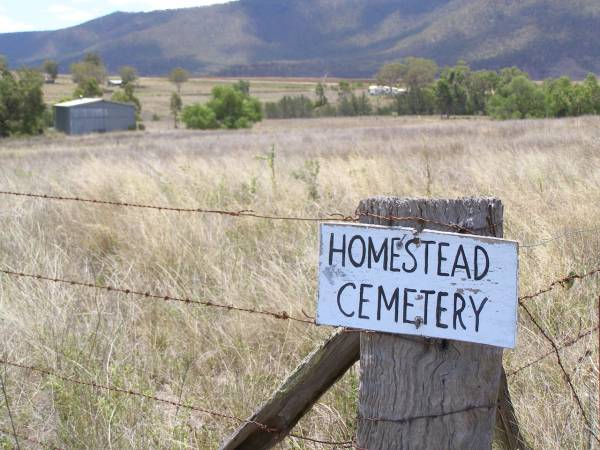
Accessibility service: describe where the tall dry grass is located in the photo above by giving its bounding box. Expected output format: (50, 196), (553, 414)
(0, 115), (599, 449)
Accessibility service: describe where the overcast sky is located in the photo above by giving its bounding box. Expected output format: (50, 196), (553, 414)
(0, 0), (232, 32)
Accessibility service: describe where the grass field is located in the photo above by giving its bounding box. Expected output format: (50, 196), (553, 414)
(0, 91), (599, 449)
(43, 75), (364, 130)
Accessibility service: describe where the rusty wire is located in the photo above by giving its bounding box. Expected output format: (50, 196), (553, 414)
(0, 268), (316, 325)
(519, 303), (599, 444)
(0, 357), (360, 447)
(507, 325), (599, 377)
(0, 190), (491, 233)
(519, 267), (600, 303)
(0, 427), (64, 450)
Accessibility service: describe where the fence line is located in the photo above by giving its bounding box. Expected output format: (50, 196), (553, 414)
(0, 357), (359, 448)
(507, 324), (599, 377)
(518, 267), (600, 303)
(0, 190), (498, 233)
(0, 268), (315, 325)
(520, 302), (599, 444)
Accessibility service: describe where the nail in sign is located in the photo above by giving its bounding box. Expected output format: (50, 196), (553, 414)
(316, 223), (519, 348)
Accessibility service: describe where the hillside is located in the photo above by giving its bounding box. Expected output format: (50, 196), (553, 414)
(1, 0), (599, 78)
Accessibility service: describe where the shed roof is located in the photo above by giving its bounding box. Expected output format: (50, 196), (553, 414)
(54, 98), (134, 108)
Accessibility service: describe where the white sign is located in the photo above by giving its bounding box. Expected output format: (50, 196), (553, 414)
(316, 223), (519, 348)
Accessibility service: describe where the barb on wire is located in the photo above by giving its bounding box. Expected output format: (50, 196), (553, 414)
(0, 190), (354, 222)
(520, 303), (599, 444)
(354, 211), (478, 235)
(508, 325), (599, 377)
(0, 427), (63, 450)
(519, 267), (600, 303)
(0, 268), (315, 325)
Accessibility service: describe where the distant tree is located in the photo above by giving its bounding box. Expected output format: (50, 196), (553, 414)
(119, 66), (138, 85)
(170, 92), (183, 128)
(71, 53), (106, 89)
(543, 77), (576, 118)
(486, 76), (545, 119)
(337, 92), (372, 116)
(234, 80), (250, 95)
(83, 52), (103, 67)
(169, 67), (189, 93)
(182, 85), (262, 130)
(377, 62), (405, 88)
(435, 62), (471, 116)
(73, 78), (103, 98)
(181, 104), (217, 129)
(581, 74), (600, 114)
(112, 83), (141, 114)
(466, 70), (500, 115)
(264, 95), (314, 119)
(0, 55), (7, 72)
(498, 67), (529, 88)
(315, 82), (328, 107)
(0, 69), (46, 137)
(401, 57), (438, 90)
(42, 60), (59, 83)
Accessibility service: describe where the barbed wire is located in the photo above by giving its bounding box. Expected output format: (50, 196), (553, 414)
(507, 325), (599, 377)
(519, 303), (599, 444)
(0, 268), (316, 325)
(0, 357), (359, 448)
(519, 267), (600, 303)
(0, 190), (491, 233)
(0, 427), (64, 450)
(520, 227), (600, 249)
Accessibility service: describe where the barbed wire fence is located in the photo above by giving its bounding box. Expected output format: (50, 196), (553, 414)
(0, 189), (599, 449)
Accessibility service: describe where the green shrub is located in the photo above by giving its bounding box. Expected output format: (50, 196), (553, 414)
(182, 85), (262, 130)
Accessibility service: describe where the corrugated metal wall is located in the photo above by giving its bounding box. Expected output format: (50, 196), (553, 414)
(54, 102), (136, 135)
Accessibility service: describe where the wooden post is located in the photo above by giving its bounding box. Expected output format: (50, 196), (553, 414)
(220, 329), (360, 450)
(356, 197), (506, 449)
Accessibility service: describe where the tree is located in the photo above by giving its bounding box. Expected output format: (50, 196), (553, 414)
(71, 53), (106, 90)
(42, 60), (59, 83)
(169, 67), (189, 93)
(181, 104), (217, 129)
(543, 77), (576, 117)
(435, 63), (471, 116)
(0, 69), (46, 137)
(182, 85), (262, 130)
(234, 80), (250, 95)
(486, 76), (545, 119)
(377, 62), (405, 88)
(0, 55), (7, 72)
(170, 92), (183, 128)
(401, 57), (438, 90)
(112, 84), (141, 114)
(119, 66), (138, 85)
(467, 70), (499, 115)
(73, 78), (103, 98)
(315, 82), (328, 107)
(581, 74), (600, 114)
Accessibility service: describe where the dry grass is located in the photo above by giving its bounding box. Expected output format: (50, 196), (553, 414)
(0, 114), (599, 449)
(44, 76), (342, 130)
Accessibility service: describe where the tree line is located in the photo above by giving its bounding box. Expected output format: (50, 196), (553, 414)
(265, 59), (600, 120)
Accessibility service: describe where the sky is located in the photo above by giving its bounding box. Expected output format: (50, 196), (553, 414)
(0, 0), (231, 32)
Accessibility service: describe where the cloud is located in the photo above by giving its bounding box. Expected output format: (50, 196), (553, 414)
(0, 14), (33, 32)
(106, 0), (231, 11)
(47, 4), (97, 24)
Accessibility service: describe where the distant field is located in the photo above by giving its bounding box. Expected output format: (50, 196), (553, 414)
(43, 75), (371, 130)
(1, 113), (599, 449)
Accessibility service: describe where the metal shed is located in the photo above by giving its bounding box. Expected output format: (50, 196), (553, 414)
(54, 98), (136, 135)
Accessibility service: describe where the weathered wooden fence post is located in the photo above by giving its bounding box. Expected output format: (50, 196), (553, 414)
(356, 197), (506, 449)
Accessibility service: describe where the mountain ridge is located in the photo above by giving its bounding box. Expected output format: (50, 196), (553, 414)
(1, 0), (599, 79)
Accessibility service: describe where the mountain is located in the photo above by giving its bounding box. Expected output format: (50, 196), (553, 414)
(1, 0), (599, 79)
